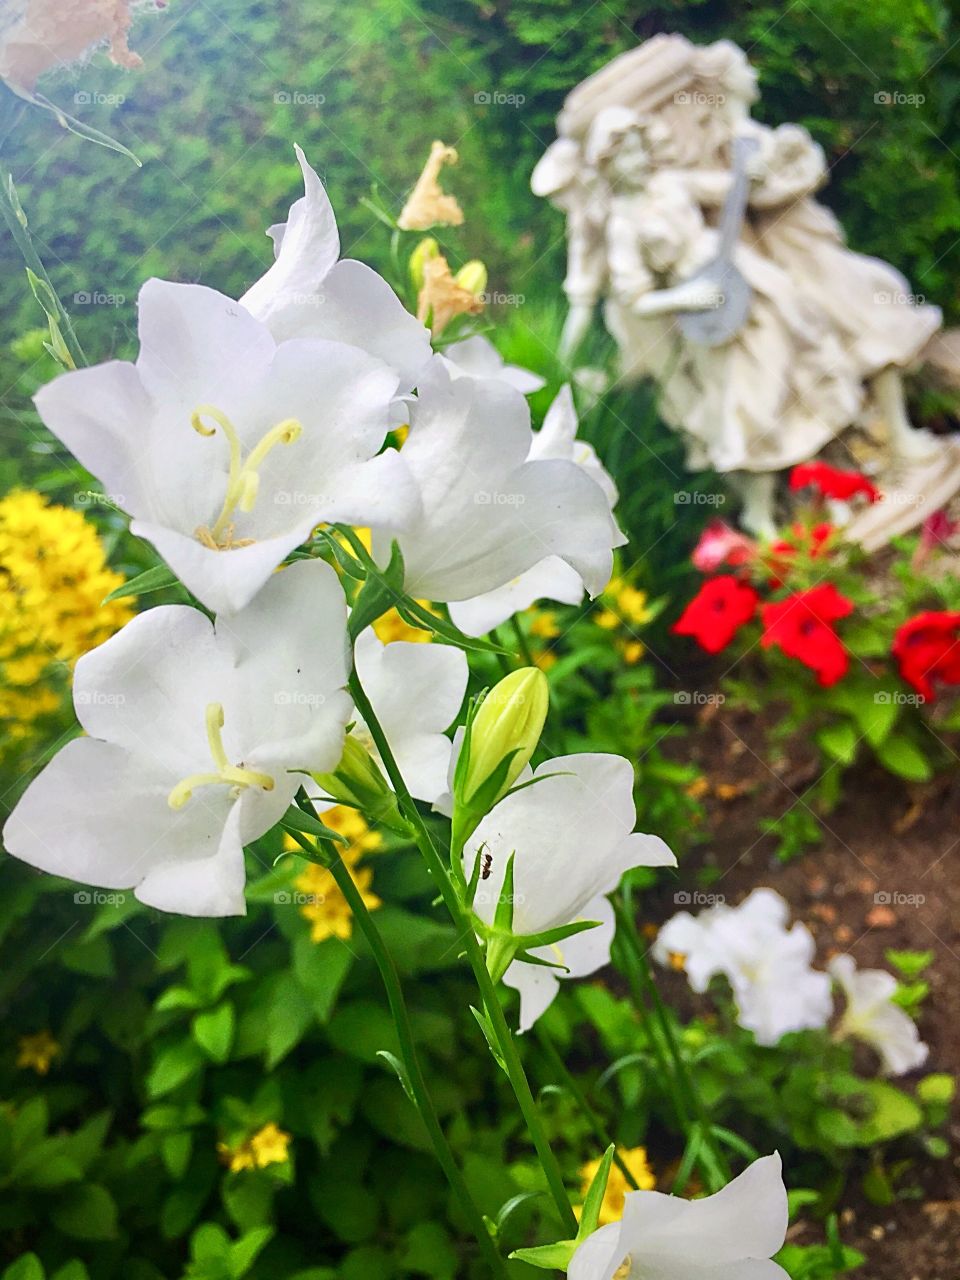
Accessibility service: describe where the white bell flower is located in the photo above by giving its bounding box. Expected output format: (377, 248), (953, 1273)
(383, 362), (624, 605)
(829, 954), (929, 1076)
(449, 385), (620, 635)
(441, 335), (545, 394)
(569, 1152), (790, 1280)
(655, 889), (833, 1046)
(351, 628), (468, 804)
(241, 146), (432, 392)
(465, 754), (675, 1027)
(504, 894), (616, 1033)
(34, 278), (416, 614)
(3, 561), (352, 917)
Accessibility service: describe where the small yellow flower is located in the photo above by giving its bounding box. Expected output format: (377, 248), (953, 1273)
(219, 1122), (291, 1173)
(284, 807), (383, 944)
(579, 1147), (656, 1226)
(16, 1030), (60, 1075)
(373, 606), (433, 645)
(533, 649), (558, 672)
(619, 639), (645, 665)
(397, 141), (465, 231)
(529, 611), (560, 640)
(0, 491), (133, 758)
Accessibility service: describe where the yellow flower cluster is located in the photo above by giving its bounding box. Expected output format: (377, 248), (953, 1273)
(218, 1122), (291, 1172)
(16, 1029), (60, 1075)
(287, 805), (383, 943)
(579, 1146), (656, 1226)
(594, 577), (654, 665)
(0, 491), (133, 751)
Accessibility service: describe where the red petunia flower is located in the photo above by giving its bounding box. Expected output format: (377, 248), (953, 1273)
(767, 522), (836, 585)
(892, 611), (960, 701)
(673, 575), (759, 655)
(760, 584), (854, 687)
(691, 519), (758, 574)
(789, 462), (880, 505)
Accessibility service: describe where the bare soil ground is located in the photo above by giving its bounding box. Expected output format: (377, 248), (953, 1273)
(660, 702), (960, 1279)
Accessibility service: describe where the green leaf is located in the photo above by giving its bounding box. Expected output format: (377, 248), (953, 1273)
(291, 935), (354, 1023)
(193, 1003), (235, 1064)
(816, 720), (859, 766)
(376, 1050), (415, 1102)
(51, 1184), (119, 1240)
(510, 1240), (576, 1270)
(874, 733), (934, 782)
(102, 563), (179, 603)
(917, 1073), (955, 1105)
(577, 1145), (614, 1239)
(227, 1226), (274, 1278)
(3, 1256), (45, 1280)
(265, 973), (315, 1068)
(146, 1041), (205, 1098)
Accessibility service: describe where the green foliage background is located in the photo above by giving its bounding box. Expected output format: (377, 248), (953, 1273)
(0, 1), (958, 1276)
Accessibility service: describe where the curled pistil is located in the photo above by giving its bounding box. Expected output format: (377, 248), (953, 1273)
(168, 702), (275, 809)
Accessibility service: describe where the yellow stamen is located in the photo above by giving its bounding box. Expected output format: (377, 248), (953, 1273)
(190, 406), (302, 546)
(168, 701), (275, 810)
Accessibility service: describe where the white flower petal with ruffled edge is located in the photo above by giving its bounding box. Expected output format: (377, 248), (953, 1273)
(2, 560), (351, 918)
(467, 753), (674, 938)
(830, 954), (928, 1075)
(35, 280), (413, 614)
(442, 335), (545, 394)
(568, 1154), (790, 1280)
(382, 359), (624, 603)
(530, 384), (618, 508)
(352, 629), (468, 804)
(504, 894), (616, 1032)
(240, 146), (431, 392)
(448, 556), (585, 637)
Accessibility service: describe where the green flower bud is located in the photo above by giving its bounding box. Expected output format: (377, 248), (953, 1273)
(457, 667), (548, 816)
(454, 258), (487, 297)
(408, 236), (440, 291)
(311, 735), (409, 836)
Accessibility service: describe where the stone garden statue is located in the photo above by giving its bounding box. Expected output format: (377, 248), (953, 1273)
(533, 34), (960, 545)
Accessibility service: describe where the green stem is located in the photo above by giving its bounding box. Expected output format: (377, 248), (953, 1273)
(287, 821), (508, 1278)
(510, 616), (536, 668)
(613, 896), (729, 1189)
(0, 166), (86, 369)
(534, 1025), (641, 1191)
(349, 670), (579, 1236)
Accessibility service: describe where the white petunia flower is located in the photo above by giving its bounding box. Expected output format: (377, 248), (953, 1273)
(829, 954), (929, 1076)
(351, 628), (468, 805)
(448, 384), (620, 634)
(465, 754), (675, 1028)
(241, 146), (432, 393)
(504, 894), (616, 1033)
(382, 361), (624, 605)
(442, 335), (545, 395)
(654, 889), (834, 1046)
(569, 1152), (790, 1280)
(3, 561), (352, 918)
(34, 278), (416, 615)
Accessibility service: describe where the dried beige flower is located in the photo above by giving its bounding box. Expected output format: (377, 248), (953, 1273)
(0, 0), (145, 94)
(416, 253), (484, 336)
(398, 140), (465, 231)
